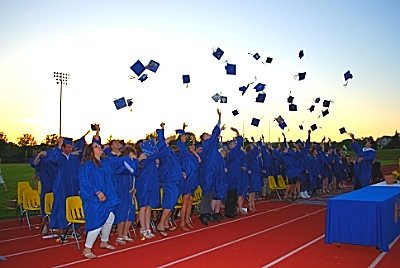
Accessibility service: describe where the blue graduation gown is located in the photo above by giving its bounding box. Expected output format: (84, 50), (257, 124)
(49, 149), (80, 229)
(247, 146), (262, 193)
(177, 140), (199, 196)
(159, 148), (182, 210)
(237, 150), (249, 196)
(213, 152), (227, 201)
(351, 141), (376, 187)
(78, 159), (119, 232)
(226, 136), (244, 191)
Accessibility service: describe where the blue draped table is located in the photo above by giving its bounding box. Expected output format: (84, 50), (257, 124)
(325, 186), (400, 252)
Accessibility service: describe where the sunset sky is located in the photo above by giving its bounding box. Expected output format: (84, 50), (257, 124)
(1, 0), (399, 145)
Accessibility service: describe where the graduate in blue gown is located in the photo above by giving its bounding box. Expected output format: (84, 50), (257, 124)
(49, 138), (80, 232)
(198, 109), (224, 226)
(309, 147), (323, 195)
(30, 148), (57, 233)
(350, 133), (376, 189)
(212, 145), (227, 220)
(134, 123), (170, 239)
(246, 137), (262, 211)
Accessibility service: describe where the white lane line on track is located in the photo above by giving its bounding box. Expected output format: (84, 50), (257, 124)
(53, 203), (299, 267)
(158, 207), (326, 268)
(262, 234), (325, 267)
(368, 235), (400, 268)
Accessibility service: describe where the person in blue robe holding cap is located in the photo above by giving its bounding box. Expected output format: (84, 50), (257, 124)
(198, 109), (225, 226)
(246, 137), (262, 211)
(350, 133), (376, 189)
(49, 137), (80, 233)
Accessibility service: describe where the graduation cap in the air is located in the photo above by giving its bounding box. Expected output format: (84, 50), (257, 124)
(321, 109), (329, 117)
(339, 127), (347, 134)
(287, 92), (294, 103)
(299, 124), (304, 130)
(232, 110), (239, 116)
(114, 97), (127, 110)
(146, 60), (160, 73)
(225, 63), (236, 75)
(212, 47), (224, 60)
(211, 93), (221, 102)
(308, 105), (315, 112)
(314, 97), (321, 103)
(275, 116), (287, 129)
(248, 52), (260, 60)
(344, 70), (353, 86)
(254, 83), (265, 92)
(256, 93), (266, 103)
(239, 85), (249, 95)
(220, 96), (228, 103)
(289, 103), (297, 111)
(251, 118), (260, 127)
(138, 74), (148, 82)
(299, 50), (304, 59)
(323, 100), (332, 108)
(265, 57), (273, 64)
(279, 121), (287, 130)
(126, 98), (133, 111)
(310, 124), (318, 131)
(294, 72), (306, 81)
(182, 75), (190, 87)
(130, 60), (146, 76)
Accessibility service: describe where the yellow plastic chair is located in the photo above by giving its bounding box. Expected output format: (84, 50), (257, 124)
(189, 186), (202, 224)
(41, 192), (54, 235)
(278, 175), (287, 188)
(268, 176), (286, 201)
(19, 189), (41, 231)
(37, 181), (41, 195)
(62, 196), (85, 250)
(16, 182), (32, 215)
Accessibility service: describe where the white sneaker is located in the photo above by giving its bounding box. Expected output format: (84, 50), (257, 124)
(300, 192), (306, 199)
(304, 191), (311, 198)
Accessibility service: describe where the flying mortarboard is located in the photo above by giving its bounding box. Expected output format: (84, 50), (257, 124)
(287, 92), (294, 103)
(114, 97), (127, 110)
(344, 70), (353, 86)
(309, 105), (315, 112)
(212, 47), (224, 60)
(339, 127), (347, 134)
(182, 75), (190, 86)
(130, 60), (146, 76)
(289, 103), (297, 111)
(211, 93), (221, 102)
(146, 60), (160, 73)
(310, 124), (317, 131)
(265, 57), (273, 64)
(322, 109), (329, 117)
(232, 110), (239, 116)
(239, 85), (249, 95)
(254, 83), (265, 92)
(299, 50), (304, 59)
(314, 97), (321, 103)
(251, 118), (260, 127)
(275, 115), (284, 124)
(256, 93), (266, 103)
(297, 72), (306, 81)
(323, 100), (332, 108)
(279, 121), (287, 130)
(225, 63), (236, 75)
(248, 52), (261, 60)
(299, 124), (304, 130)
(138, 74), (148, 82)
(220, 96), (227, 103)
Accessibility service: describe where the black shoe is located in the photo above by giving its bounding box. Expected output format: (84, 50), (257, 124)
(225, 213), (235, 218)
(213, 213), (224, 220)
(206, 213), (219, 223)
(199, 214), (208, 226)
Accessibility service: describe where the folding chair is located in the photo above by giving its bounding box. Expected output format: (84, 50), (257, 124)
(19, 189), (41, 231)
(16, 182), (31, 215)
(189, 186), (202, 224)
(169, 195), (183, 228)
(277, 175), (287, 188)
(62, 196), (85, 250)
(150, 188), (163, 233)
(41, 192), (54, 236)
(268, 176), (286, 201)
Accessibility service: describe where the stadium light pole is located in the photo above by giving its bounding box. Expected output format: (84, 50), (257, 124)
(53, 72), (70, 136)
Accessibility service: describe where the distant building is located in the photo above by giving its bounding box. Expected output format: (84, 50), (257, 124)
(376, 136), (391, 149)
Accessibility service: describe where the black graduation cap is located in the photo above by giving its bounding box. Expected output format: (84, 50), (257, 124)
(251, 118), (260, 127)
(138, 74), (148, 82)
(232, 110), (239, 116)
(146, 60), (160, 73)
(62, 137), (73, 146)
(344, 70), (353, 86)
(225, 63), (236, 75)
(175, 129), (185, 135)
(339, 127), (347, 134)
(299, 124), (304, 130)
(114, 97), (127, 110)
(130, 60), (146, 76)
(239, 85), (249, 95)
(310, 124), (317, 131)
(309, 105), (315, 112)
(297, 72), (306, 81)
(220, 96), (227, 103)
(250, 53), (261, 60)
(182, 75), (190, 86)
(322, 109), (329, 117)
(254, 83), (265, 92)
(299, 50), (304, 59)
(275, 115), (284, 124)
(211, 93), (220, 102)
(256, 93), (266, 103)
(323, 100), (332, 108)
(287, 92), (294, 103)
(127, 98), (133, 111)
(279, 121), (287, 130)
(314, 97), (321, 103)
(265, 57), (273, 64)
(289, 104), (297, 111)
(212, 47), (224, 60)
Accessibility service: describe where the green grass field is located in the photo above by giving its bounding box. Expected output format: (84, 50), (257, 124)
(1, 149), (399, 220)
